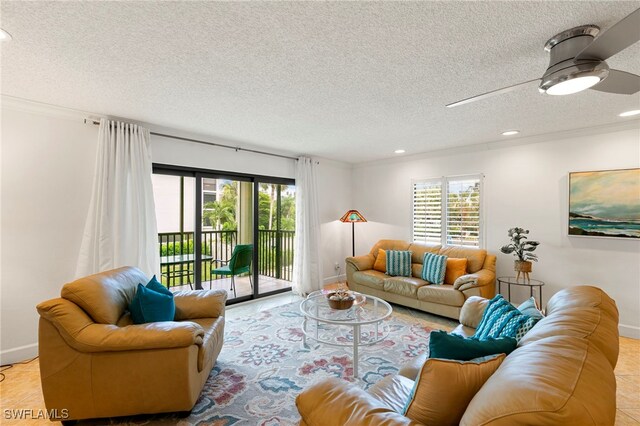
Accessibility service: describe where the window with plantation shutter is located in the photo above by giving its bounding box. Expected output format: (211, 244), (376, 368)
(412, 180), (442, 243)
(412, 175), (483, 248)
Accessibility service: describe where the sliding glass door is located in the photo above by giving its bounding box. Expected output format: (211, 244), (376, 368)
(257, 182), (296, 295)
(152, 165), (294, 304)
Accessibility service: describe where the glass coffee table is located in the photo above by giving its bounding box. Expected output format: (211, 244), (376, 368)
(299, 290), (392, 378)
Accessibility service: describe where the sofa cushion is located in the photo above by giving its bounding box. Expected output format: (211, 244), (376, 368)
(517, 297), (544, 320)
(352, 270), (386, 290)
(417, 284), (465, 307)
(408, 242), (442, 264)
(428, 330), (517, 361)
(61, 266), (147, 324)
(445, 258), (468, 285)
(421, 252), (447, 284)
(404, 354), (505, 425)
(367, 374), (415, 413)
(369, 239), (411, 256)
(130, 283), (176, 324)
(146, 275), (172, 296)
(474, 295), (538, 342)
(386, 250), (412, 277)
(383, 276), (428, 298)
(373, 249), (387, 272)
(438, 245), (487, 273)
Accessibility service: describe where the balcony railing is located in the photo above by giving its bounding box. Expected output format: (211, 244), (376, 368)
(158, 230), (294, 288)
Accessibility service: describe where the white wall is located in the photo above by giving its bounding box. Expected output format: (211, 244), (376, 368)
(352, 125), (640, 338)
(0, 101), (351, 363)
(1, 107), (97, 363)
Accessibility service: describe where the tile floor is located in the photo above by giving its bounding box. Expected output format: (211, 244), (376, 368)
(1, 291), (638, 425)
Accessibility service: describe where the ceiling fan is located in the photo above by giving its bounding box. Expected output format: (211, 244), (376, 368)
(446, 7), (640, 108)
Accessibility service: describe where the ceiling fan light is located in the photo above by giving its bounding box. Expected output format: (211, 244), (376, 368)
(619, 110), (640, 117)
(0, 28), (12, 41)
(545, 75), (602, 96)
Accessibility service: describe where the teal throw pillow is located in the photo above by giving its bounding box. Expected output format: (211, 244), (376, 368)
(129, 283), (175, 324)
(473, 294), (539, 342)
(428, 330), (517, 361)
(146, 275), (172, 296)
(386, 250), (412, 277)
(517, 297), (544, 320)
(421, 252), (447, 284)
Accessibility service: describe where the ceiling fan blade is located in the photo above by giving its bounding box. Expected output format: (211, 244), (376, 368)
(590, 69), (640, 94)
(446, 79), (540, 108)
(576, 7), (640, 60)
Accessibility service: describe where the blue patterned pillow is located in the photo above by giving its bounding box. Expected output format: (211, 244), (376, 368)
(386, 250), (412, 277)
(473, 294), (539, 342)
(421, 252), (447, 284)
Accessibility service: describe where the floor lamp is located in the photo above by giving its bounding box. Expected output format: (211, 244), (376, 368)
(340, 210), (367, 257)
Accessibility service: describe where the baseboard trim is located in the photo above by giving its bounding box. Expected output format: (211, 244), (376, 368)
(0, 343), (38, 365)
(323, 274), (346, 285)
(619, 324), (640, 339)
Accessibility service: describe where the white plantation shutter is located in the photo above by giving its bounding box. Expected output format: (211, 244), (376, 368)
(412, 180), (442, 243)
(412, 175), (483, 248)
(446, 177), (481, 247)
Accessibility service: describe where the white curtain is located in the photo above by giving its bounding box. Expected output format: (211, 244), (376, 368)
(292, 156), (323, 295)
(76, 119), (160, 278)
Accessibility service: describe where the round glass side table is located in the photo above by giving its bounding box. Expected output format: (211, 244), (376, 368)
(497, 276), (544, 305)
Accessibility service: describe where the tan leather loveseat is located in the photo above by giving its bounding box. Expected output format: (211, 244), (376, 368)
(297, 286), (619, 425)
(347, 240), (496, 319)
(36, 266), (226, 422)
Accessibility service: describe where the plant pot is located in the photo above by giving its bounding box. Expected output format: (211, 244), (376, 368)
(514, 260), (532, 273)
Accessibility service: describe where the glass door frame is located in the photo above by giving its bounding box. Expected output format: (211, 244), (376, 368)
(153, 163), (295, 305)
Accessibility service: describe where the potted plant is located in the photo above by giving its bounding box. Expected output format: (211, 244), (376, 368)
(500, 227), (540, 281)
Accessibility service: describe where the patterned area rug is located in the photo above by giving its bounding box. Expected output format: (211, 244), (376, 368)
(186, 302), (442, 425)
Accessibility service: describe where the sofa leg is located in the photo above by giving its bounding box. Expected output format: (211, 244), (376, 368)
(177, 410), (192, 418)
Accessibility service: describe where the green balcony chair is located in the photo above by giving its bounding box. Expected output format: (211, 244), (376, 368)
(211, 244), (253, 298)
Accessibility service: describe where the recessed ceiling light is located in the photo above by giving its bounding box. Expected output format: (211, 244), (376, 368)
(0, 29), (12, 41)
(619, 110), (640, 118)
(501, 130), (520, 136)
(394, 149), (406, 154)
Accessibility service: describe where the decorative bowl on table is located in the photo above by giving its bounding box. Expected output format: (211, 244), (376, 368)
(326, 290), (355, 310)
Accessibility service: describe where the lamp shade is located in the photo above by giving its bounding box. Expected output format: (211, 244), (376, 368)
(340, 210), (367, 223)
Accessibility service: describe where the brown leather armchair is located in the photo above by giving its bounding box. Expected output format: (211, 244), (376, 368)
(36, 266), (226, 422)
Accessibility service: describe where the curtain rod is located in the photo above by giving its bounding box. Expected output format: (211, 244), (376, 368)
(84, 119), (299, 161)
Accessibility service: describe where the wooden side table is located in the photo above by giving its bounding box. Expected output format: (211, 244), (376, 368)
(498, 276), (545, 305)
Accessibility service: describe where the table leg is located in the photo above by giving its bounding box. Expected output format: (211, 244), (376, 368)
(540, 287), (543, 307)
(508, 283), (511, 302)
(302, 317), (308, 349)
(353, 324), (360, 378)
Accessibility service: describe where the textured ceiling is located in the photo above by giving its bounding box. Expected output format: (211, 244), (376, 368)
(1, 1), (639, 163)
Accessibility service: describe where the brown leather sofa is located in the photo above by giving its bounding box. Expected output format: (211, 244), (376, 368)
(296, 286), (619, 425)
(347, 240), (496, 319)
(36, 266), (227, 422)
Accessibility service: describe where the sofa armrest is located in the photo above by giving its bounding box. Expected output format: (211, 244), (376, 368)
(459, 296), (489, 328)
(296, 378), (423, 426)
(346, 254), (375, 272)
(174, 289), (227, 320)
(71, 321), (204, 352)
(38, 297), (205, 352)
(453, 269), (495, 291)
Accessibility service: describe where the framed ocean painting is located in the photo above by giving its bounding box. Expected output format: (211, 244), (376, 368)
(568, 168), (640, 239)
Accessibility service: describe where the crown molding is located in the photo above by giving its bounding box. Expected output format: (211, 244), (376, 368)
(353, 119), (640, 169)
(1, 94), (101, 123)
